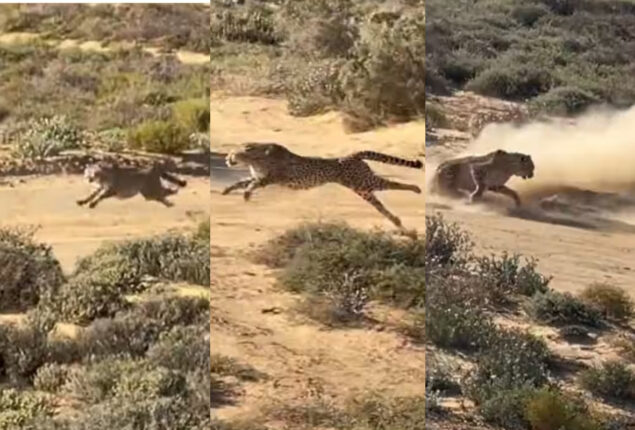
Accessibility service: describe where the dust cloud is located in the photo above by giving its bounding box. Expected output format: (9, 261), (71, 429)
(466, 105), (635, 199)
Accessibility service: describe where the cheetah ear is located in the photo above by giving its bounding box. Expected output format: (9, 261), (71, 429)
(495, 149), (505, 155)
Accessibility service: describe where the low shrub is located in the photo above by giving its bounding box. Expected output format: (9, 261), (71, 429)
(479, 388), (533, 430)
(425, 213), (473, 271)
(74, 232), (210, 290)
(525, 389), (602, 430)
(0, 227), (65, 312)
(525, 290), (604, 327)
(257, 222), (425, 308)
(0, 389), (53, 430)
(580, 360), (635, 400)
(127, 119), (189, 154)
(43, 271), (129, 325)
(338, 13), (425, 129)
(580, 283), (634, 323)
(33, 363), (71, 393)
(529, 86), (600, 116)
(147, 325), (209, 372)
(78, 314), (163, 358)
(132, 296), (209, 331)
(466, 64), (554, 101)
(465, 328), (550, 405)
(474, 252), (551, 306)
(285, 59), (343, 117)
(11, 115), (84, 159)
(171, 98), (210, 133)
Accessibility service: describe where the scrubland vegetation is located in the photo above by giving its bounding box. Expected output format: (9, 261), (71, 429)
(0, 4), (210, 157)
(426, 0), (635, 116)
(0, 222), (210, 429)
(211, 0), (425, 132)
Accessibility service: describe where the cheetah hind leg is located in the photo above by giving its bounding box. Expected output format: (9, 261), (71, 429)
(375, 177), (421, 194)
(355, 190), (403, 229)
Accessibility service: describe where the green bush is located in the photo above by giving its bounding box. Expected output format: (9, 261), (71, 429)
(0, 319), (50, 381)
(580, 360), (635, 400)
(0, 389), (53, 430)
(74, 233), (210, 290)
(525, 290), (604, 327)
(194, 218), (210, 243)
(286, 59), (343, 117)
(43, 271), (129, 325)
(147, 325), (209, 372)
(338, 13), (425, 129)
(529, 86), (600, 116)
(211, 3), (282, 46)
(0, 227), (65, 312)
(33, 363), (71, 393)
(479, 388), (533, 430)
(11, 115), (84, 159)
(465, 328), (550, 405)
(525, 389), (602, 430)
(580, 283), (634, 323)
(172, 98), (210, 133)
(474, 252), (551, 306)
(127, 119), (189, 154)
(425, 213), (473, 271)
(426, 300), (493, 350)
(133, 296), (209, 330)
(466, 64), (554, 101)
(257, 222), (425, 309)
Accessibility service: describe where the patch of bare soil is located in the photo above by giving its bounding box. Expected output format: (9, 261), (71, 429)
(211, 96), (427, 423)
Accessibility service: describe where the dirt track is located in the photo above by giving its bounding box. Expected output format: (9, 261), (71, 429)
(211, 95), (426, 420)
(0, 175), (209, 272)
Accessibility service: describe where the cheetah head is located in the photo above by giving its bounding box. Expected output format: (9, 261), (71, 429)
(225, 142), (289, 167)
(493, 150), (534, 180)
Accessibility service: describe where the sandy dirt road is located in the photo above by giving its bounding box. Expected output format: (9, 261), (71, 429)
(211, 95), (427, 420)
(0, 175), (209, 272)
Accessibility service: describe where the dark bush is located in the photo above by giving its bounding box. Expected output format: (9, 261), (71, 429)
(466, 64), (554, 101)
(529, 86), (600, 116)
(580, 360), (635, 400)
(580, 283), (634, 323)
(147, 325), (209, 372)
(0, 227), (65, 312)
(465, 328), (550, 405)
(474, 252), (551, 306)
(0, 389), (53, 430)
(425, 213), (473, 271)
(127, 119), (190, 154)
(257, 222), (425, 310)
(525, 290), (604, 327)
(525, 389), (602, 430)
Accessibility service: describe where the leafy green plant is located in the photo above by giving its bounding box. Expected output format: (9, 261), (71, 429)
(580, 360), (635, 400)
(127, 119), (189, 154)
(525, 290), (603, 327)
(580, 283), (634, 323)
(12, 115), (84, 159)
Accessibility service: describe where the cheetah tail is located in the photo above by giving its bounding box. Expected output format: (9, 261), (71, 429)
(352, 151), (423, 169)
(160, 172), (187, 187)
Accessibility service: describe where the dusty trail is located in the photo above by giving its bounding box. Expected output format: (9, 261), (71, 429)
(211, 95), (426, 420)
(427, 96), (635, 299)
(0, 175), (209, 272)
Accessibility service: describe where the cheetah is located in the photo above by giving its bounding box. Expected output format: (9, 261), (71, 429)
(77, 161), (187, 209)
(431, 149), (534, 207)
(221, 142), (423, 228)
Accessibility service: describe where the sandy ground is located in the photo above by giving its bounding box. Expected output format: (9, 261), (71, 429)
(211, 95), (427, 420)
(0, 175), (209, 272)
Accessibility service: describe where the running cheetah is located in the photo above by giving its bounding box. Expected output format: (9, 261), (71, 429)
(431, 149), (534, 207)
(77, 161), (187, 209)
(222, 142), (423, 228)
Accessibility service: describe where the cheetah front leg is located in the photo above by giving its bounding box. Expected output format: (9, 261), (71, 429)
(221, 177), (253, 195)
(490, 185), (522, 207)
(467, 166), (486, 204)
(355, 191), (403, 228)
(84, 187), (116, 209)
(242, 177), (272, 201)
(76, 187), (104, 206)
